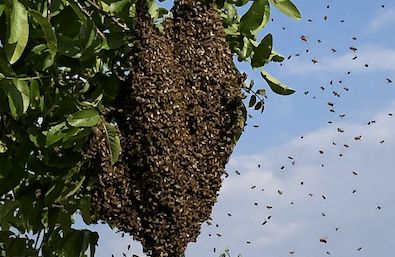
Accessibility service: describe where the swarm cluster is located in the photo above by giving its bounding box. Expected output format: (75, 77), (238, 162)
(86, 0), (246, 256)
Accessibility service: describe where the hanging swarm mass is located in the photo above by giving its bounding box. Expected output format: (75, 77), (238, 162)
(86, 0), (246, 256)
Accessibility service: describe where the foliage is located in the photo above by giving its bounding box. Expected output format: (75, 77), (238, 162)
(0, 0), (300, 256)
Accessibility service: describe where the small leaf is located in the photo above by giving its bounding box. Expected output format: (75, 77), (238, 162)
(248, 95), (257, 107)
(252, 0), (270, 34)
(251, 33), (272, 68)
(261, 70), (295, 95)
(239, 0), (268, 35)
(45, 122), (67, 146)
(256, 89), (266, 95)
(254, 101), (263, 110)
(6, 0), (29, 64)
(29, 10), (58, 59)
(104, 122), (121, 165)
(269, 50), (285, 62)
(13, 79), (29, 113)
(269, 0), (301, 20)
(29, 79), (40, 109)
(88, 232), (99, 257)
(238, 36), (251, 60)
(67, 109), (101, 127)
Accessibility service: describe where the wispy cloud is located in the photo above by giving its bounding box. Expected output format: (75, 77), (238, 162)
(284, 45), (395, 75)
(367, 8), (395, 33)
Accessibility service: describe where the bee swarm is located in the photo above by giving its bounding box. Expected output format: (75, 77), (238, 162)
(85, 0), (245, 256)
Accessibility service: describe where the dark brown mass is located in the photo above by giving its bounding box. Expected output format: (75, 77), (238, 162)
(84, 0), (246, 256)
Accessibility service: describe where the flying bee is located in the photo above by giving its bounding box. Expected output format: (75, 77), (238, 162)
(320, 237), (328, 243)
(300, 35), (308, 43)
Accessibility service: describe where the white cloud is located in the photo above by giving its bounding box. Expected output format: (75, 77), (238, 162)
(186, 101), (395, 257)
(284, 45), (395, 75)
(367, 8), (395, 33)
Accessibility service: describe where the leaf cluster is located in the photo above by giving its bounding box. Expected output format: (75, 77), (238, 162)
(0, 0), (300, 256)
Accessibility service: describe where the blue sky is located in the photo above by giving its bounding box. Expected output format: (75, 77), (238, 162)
(77, 0), (395, 256)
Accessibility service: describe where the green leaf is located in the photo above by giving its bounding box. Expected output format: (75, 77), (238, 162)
(239, 0), (268, 35)
(67, 0), (87, 24)
(256, 89), (266, 95)
(88, 231), (99, 257)
(254, 101), (263, 110)
(29, 79), (40, 109)
(0, 4), (5, 17)
(0, 140), (7, 153)
(252, 0), (270, 34)
(223, 2), (237, 24)
(67, 109), (101, 127)
(104, 122), (121, 165)
(13, 79), (30, 113)
(6, 0), (29, 64)
(248, 95), (256, 107)
(29, 10), (58, 59)
(251, 33), (272, 68)
(269, 0), (301, 20)
(0, 79), (30, 118)
(269, 50), (285, 62)
(261, 70), (295, 95)
(109, 0), (129, 13)
(64, 177), (85, 199)
(45, 122), (67, 146)
(104, 32), (126, 50)
(238, 36), (251, 60)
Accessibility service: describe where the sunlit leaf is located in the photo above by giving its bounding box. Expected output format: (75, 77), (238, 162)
(45, 122), (67, 146)
(29, 10), (58, 59)
(269, 0), (301, 20)
(67, 109), (101, 128)
(256, 89), (266, 95)
(269, 50), (285, 62)
(252, 0), (270, 34)
(261, 70), (295, 95)
(104, 122), (121, 165)
(239, 0), (268, 35)
(6, 0), (29, 64)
